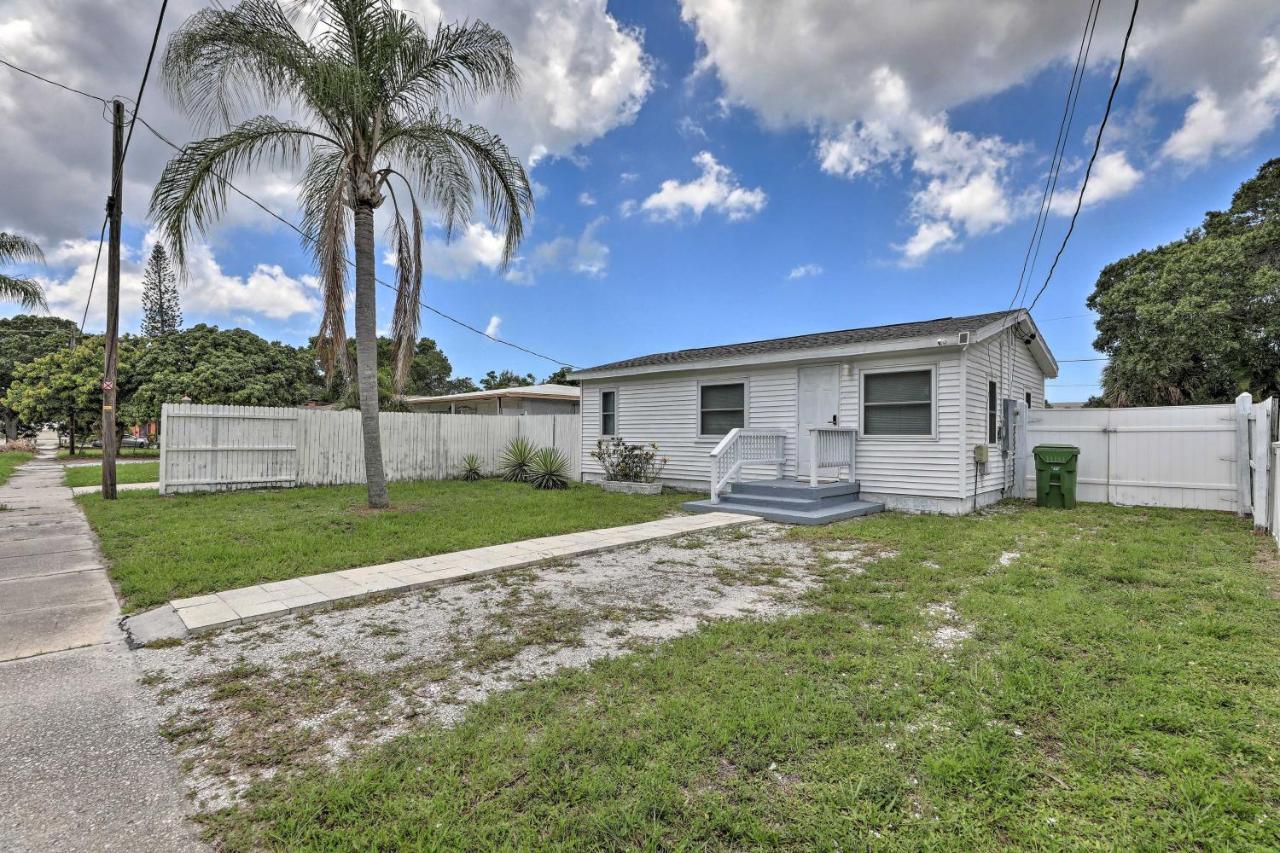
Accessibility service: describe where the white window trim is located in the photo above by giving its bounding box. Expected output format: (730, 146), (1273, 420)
(859, 364), (938, 441)
(696, 377), (750, 440)
(598, 386), (619, 437)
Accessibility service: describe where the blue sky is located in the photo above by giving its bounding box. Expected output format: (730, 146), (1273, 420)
(2, 0), (1278, 401)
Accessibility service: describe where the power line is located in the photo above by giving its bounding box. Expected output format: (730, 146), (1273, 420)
(1009, 0), (1102, 311)
(0, 57), (108, 106)
(132, 116), (572, 366)
(120, 0), (169, 167)
(0, 57), (572, 367)
(1028, 0), (1140, 311)
(1058, 356), (1108, 362)
(76, 217), (110, 342)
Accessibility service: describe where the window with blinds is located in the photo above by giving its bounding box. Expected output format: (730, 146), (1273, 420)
(699, 382), (745, 435)
(600, 390), (616, 435)
(862, 369), (933, 436)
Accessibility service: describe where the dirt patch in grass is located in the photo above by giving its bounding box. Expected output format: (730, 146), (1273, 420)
(138, 522), (860, 811)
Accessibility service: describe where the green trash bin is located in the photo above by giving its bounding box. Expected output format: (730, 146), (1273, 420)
(1033, 444), (1079, 508)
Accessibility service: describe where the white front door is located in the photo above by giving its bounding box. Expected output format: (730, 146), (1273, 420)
(797, 364), (841, 478)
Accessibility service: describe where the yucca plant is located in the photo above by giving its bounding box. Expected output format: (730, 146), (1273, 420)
(459, 453), (482, 482)
(499, 437), (537, 482)
(527, 447), (570, 490)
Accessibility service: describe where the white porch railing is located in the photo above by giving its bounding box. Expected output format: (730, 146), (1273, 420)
(708, 428), (787, 503)
(808, 427), (857, 487)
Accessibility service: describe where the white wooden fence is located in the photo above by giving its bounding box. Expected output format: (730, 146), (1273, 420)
(159, 403), (580, 495)
(1012, 393), (1277, 529)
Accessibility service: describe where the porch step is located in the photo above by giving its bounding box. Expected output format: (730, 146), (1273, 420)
(731, 479), (861, 500)
(681, 477), (883, 526)
(683, 497), (885, 526)
(717, 489), (861, 509)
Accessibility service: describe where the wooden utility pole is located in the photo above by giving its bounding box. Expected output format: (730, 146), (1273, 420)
(102, 99), (123, 500)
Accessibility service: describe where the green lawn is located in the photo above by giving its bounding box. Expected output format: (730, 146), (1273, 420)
(64, 461), (160, 488)
(204, 504), (1280, 850)
(0, 451), (32, 487)
(58, 446), (160, 459)
(80, 480), (689, 611)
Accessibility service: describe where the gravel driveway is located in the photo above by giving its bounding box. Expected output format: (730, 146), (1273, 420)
(137, 522), (882, 811)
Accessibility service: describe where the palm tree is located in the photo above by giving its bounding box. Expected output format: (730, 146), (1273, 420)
(0, 232), (48, 309)
(151, 0), (533, 508)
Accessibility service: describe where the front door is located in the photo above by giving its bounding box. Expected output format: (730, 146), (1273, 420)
(797, 364), (841, 478)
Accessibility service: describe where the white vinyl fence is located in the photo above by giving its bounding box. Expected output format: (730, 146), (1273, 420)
(159, 403), (580, 495)
(1012, 393), (1277, 530)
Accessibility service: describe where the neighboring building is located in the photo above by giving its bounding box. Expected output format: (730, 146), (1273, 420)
(569, 309), (1057, 516)
(400, 383), (580, 416)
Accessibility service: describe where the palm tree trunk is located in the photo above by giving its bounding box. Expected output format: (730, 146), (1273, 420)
(353, 200), (390, 508)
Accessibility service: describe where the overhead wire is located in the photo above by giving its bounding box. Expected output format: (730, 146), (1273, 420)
(0, 56), (571, 367)
(1027, 0), (1141, 311)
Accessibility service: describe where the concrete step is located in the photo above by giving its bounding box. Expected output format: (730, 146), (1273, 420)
(682, 497), (884, 526)
(730, 479), (860, 500)
(717, 488), (861, 510)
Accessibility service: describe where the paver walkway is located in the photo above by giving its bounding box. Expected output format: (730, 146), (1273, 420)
(146, 512), (755, 637)
(0, 434), (201, 851)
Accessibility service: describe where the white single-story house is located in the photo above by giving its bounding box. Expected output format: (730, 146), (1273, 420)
(569, 309), (1057, 518)
(401, 383), (580, 416)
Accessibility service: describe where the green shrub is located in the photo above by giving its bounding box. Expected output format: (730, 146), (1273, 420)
(459, 453), (483, 482)
(527, 447), (570, 490)
(499, 437), (537, 482)
(591, 437), (668, 482)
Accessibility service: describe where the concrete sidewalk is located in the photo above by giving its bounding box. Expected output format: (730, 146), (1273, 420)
(0, 435), (201, 851)
(128, 511), (756, 640)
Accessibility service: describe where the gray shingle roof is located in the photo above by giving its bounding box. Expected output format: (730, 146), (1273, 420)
(575, 310), (1022, 375)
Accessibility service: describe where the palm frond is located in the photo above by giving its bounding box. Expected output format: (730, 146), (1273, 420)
(384, 176), (423, 391)
(150, 116), (331, 268)
(0, 275), (47, 310)
(299, 146), (353, 379)
(380, 113), (532, 266)
(163, 0), (332, 132)
(385, 19), (519, 118)
(0, 232), (45, 266)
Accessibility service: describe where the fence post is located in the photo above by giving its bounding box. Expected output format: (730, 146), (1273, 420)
(1235, 392), (1253, 517)
(158, 403), (169, 496)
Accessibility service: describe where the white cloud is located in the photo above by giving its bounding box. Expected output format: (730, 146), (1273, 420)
(815, 67), (1018, 259)
(896, 221), (956, 266)
(638, 152), (767, 223)
(1050, 151), (1144, 215)
(787, 263), (823, 280)
(31, 230), (320, 330)
(1161, 38), (1280, 163)
(677, 116), (708, 139)
(678, 0), (1280, 258)
(407, 0), (653, 168)
(419, 223), (509, 280)
(0, 0), (653, 252)
(578, 192), (597, 207)
(484, 315), (502, 338)
(531, 217), (610, 279)
(619, 172), (639, 183)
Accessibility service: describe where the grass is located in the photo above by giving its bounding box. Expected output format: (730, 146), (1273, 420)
(199, 503), (1280, 850)
(64, 461), (160, 488)
(57, 446), (160, 459)
(79, 479), (689, 611)
(0, 451), (32, 487)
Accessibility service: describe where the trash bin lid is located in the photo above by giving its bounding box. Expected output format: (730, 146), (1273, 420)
(1033, 443), (1079, 463)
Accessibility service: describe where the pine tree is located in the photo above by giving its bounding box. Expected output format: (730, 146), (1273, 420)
(140, 243), (181, 337)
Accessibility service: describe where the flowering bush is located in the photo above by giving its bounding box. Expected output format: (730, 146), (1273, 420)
(591, 437), (668, 483)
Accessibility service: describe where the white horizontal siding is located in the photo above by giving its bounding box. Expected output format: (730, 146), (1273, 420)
(582, 352), (965, 499)
(964, 331), (1047, 500)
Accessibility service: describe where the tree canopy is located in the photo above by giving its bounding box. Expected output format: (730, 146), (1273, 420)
(1088, 158), (1280, 406)
(124, 325), (317, 424)
(0, 314), (80, 437)
(4, 335), (139, 435)
(481, 369), (535, 390)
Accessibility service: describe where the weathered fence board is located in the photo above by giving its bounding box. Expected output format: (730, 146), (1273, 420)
(160, 404), (580, 495)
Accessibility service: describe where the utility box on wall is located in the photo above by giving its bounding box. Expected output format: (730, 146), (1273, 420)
(973, 444), (989, 465)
